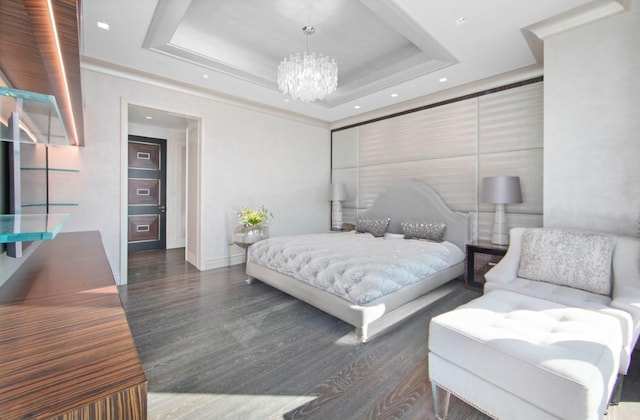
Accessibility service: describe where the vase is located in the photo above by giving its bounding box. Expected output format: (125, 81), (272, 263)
(233, 224), (269, 249)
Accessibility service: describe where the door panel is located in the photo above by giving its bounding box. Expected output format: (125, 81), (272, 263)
(128, 142), (161, 170)
(128, 214), (160, 243)
(128, 136), (167, 252)
(128, 178), (160, 205)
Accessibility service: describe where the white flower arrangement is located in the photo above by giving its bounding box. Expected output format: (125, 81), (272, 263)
(236, 206), (273, 227)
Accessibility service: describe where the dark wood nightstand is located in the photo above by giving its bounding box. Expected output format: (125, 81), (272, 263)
(465, 241), (508, 291)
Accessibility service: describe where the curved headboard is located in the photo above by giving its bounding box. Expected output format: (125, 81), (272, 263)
(360, 180), (469, 250)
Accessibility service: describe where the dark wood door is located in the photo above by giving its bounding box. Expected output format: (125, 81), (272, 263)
(128, 135), (167, 252)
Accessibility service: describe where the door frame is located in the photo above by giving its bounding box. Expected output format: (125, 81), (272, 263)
(119, 98), (204, 285)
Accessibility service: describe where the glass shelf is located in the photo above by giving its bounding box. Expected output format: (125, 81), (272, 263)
(0, 213), (69, 243)
(21, 167), (80, 173)
(0, 87), (68, 146)
(21, 203), (79, 208)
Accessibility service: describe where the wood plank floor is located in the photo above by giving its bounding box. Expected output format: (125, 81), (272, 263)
(121, 248), (640, 419)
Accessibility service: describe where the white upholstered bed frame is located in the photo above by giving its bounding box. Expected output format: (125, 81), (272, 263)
(246, 180), (469, 342)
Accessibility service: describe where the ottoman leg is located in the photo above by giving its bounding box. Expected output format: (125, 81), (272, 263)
(432, 383), (451, 420)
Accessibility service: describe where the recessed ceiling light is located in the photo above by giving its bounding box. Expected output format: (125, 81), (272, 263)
(439, 77), (448, 83)
(354, 105), (361, 109)
(390, 93), (399, 98)
(284, 98), (290, 102)
(456, 17), (466, 25)
(145, 116), (153, 120)
(97, 21), (110, 31)
(203, 74), (209, 79)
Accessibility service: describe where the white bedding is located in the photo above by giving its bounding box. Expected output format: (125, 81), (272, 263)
(248, 232), (464, 306)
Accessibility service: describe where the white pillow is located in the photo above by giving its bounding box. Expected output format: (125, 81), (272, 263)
(517, 229), (614, 296)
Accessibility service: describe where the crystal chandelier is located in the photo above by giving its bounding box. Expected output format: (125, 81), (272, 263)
(278, 26), (338, 103)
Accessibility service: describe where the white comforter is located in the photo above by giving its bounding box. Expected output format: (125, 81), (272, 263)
(247, 232), (463, 306)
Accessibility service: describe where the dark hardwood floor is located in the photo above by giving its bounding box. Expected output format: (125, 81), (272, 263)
(120, 248), (640, 419)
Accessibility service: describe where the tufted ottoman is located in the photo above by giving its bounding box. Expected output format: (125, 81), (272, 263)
(428, 290), (622, 420)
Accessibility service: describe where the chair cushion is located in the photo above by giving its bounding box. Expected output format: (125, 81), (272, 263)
(429, 290), (621, 419)
(517, 229), (614, 296)
(484, 278), (635, 373)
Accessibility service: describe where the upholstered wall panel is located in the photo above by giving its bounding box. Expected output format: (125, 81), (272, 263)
(358, 156), (477, 213)
(332, 128), (359, 169)
(479, 83), (544, 154)
(359, 99), (478, 166)
(331, 167), (358, 209)
(332, 81), (544, 241)
(478, 149), (543, 215)
(478, 213), (544, 241)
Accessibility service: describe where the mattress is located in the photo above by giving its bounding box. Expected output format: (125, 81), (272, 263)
(247, 231), (464, 306)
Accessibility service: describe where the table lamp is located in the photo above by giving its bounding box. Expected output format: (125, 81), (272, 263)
(331, 183), (348, 230)
(480, 176), (522, 245)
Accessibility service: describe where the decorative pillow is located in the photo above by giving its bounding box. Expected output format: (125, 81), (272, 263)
(356, 218), (390, 237)
(400, 221), (446, 242)
(517, 229), (614, 296)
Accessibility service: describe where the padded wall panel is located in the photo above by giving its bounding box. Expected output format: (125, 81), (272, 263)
(479, 82), (543, 154)
(342, 207), (359, 225)
(478, 212), (543, 241)
(359, 99), (478, 166)
(332, 127), (359, 169)
(359, 156), (477, 213)
(331, 167), (358, 209)
(479, 149), (543, 215)
(332, 80), (544, 241)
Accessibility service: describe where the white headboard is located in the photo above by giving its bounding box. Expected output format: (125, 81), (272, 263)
(361, 180), (469, 250)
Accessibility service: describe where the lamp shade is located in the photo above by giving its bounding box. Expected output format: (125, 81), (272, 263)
(480, 176), (522, 204)
(331, 183), (348, 201)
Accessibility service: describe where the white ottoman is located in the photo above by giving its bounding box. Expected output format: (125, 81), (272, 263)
(428, 290), (622, 420)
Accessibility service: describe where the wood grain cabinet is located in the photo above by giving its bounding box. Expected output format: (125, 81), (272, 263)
(464, 241), (508, 291)
(0, 232), (147, 419)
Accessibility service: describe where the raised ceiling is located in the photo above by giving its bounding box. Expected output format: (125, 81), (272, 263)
(81, 0), (622, 124)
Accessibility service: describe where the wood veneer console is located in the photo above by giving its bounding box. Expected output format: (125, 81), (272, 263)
(0, 231), (147, 419)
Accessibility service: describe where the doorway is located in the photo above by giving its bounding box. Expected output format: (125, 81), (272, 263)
(120, 102), (202, 285)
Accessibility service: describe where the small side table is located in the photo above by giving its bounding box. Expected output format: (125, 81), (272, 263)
(465, 241), (508, 291)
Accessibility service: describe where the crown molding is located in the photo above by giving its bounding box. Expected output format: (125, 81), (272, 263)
(525, 0), (625, 40)
(80, 56), (331, 129)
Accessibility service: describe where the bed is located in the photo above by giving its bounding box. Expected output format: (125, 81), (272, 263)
(246, 180), (469, 342)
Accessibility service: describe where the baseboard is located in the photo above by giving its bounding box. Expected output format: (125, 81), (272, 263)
(203, 252), (245, 270)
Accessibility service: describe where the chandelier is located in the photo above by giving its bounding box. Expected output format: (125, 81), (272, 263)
(278, 26), (338, 103)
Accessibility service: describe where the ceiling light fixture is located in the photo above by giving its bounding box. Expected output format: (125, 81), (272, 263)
(439, 77), (448, 83)
(97, 21), (110, 31)
(278, 26), (338, 103)
(391, 93), (399, 98)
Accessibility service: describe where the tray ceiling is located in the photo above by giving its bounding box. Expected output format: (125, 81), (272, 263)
(81, 0), (619, 123)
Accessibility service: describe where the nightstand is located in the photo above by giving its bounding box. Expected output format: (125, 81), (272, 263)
(465, 241), (508, 291)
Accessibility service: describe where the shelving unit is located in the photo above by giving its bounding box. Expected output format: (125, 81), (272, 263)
(1, 87), (72, 257)
(20, 166), (80, 209)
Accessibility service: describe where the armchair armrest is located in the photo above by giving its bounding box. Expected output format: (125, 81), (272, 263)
(484, 228), (526, 285)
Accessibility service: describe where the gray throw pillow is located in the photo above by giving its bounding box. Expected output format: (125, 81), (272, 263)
(401, 221), (447, 242)
(517, 229), (614, 296)
(356, 218), (390, 237)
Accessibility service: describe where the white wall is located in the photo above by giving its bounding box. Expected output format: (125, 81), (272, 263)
(544, 8), (640, 236)
(59, 69), (330, 283)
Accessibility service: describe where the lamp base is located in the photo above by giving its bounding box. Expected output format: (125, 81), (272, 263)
(331, 200), (343, 230)
(491, 203), (509, 245)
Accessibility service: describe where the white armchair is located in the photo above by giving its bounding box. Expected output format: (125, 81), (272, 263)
(484, 227), (640, 374)
(428, 227), (640, 419)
